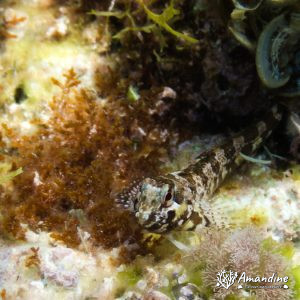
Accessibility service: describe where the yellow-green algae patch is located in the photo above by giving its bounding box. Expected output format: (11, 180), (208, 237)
(206, 163), (300, 241)
(293, 265), (300, 299)
(0, 1), (109, 136)
(0, 162), (22, 185)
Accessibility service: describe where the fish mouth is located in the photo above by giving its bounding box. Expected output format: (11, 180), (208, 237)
(135, 205), (182, 232)
(135, 208), (167, 230)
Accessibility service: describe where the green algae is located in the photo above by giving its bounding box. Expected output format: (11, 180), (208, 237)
(0, 163), (23, 185)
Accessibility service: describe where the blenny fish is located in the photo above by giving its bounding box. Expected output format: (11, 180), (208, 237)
(117, 105), (282, 233)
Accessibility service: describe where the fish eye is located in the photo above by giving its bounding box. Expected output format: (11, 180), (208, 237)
(165, 192), (172, 201)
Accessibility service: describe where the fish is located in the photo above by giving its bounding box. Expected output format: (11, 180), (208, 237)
(116, 105), (282, 233)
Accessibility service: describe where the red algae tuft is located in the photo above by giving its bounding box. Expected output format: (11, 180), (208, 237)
(0, 68), (189, 253)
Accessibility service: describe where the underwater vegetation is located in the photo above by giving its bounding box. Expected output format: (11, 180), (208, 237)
(92, 0), (300, 111)
(229, 0), (300, 97)
(115, 227), (299, 299)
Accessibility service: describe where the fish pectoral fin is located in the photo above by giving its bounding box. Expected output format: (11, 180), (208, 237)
(180, 211), (209, 231)
(142, 231), (162, 247)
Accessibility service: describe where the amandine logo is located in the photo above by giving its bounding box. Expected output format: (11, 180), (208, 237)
(216, 270), (289, 290)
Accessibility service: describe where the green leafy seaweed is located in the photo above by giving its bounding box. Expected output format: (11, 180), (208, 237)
(0, 163), (22, 185)
(117, 266), (143, 287)
(91, 0), (198, 45)
(90, 10), (128, 19)
(292, 266), (300, 299)
(127, 85), (140, 102)
(113, 24), (155, 40)
(136, 0), (198, 44)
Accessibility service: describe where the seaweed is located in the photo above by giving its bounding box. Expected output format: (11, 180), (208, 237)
(127, 85), (140, 102)
(0, 163), (22, 186)
(91, 0), (198, 46)
(117, 266), (143, 287)
(136, 0), (198, 44)
(25, 247), (40, 268)
(0, 66), (193, 252)
(180, 228), (295, 299)
(0, 289), (6, 300)
(0, 11), (26, 39)
(292, 266), (300, 299)
(115, 227), (297, 299)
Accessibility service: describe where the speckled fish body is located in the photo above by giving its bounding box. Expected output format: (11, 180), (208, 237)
(117, 106), (282, 233)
